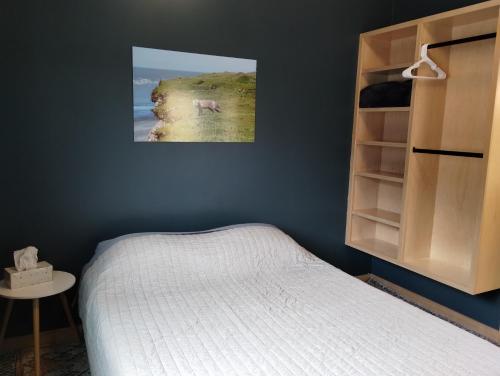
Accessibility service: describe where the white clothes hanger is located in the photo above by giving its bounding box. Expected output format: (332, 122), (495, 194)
(402, 44), (446, 80)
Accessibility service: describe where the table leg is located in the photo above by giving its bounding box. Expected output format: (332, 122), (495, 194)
(59, 293), (79, 342)
(0, 299), (13, 346)
(33, 298), (40, 376)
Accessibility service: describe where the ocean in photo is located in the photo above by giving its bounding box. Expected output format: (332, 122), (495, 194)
(133, 67), (200, 140)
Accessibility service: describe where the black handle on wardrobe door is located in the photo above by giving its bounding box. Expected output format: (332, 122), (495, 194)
(428, 32), (496, 49)
(412, 147), (483, 159)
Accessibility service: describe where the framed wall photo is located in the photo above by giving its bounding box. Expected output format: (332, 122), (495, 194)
(132, 47), (257, 142)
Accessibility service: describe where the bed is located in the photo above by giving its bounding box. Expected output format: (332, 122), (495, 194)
(80, 224), (500, 375)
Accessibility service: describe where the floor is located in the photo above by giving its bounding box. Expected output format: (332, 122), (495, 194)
(0, 343), (89, 376)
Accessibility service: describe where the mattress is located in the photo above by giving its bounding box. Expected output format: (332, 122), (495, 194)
(79, 224), (500, 376)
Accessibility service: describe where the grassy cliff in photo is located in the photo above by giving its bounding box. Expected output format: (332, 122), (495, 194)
(150, 72), (256, 142)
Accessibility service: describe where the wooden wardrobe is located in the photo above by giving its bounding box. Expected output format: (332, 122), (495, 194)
(346, 0), (500, 294)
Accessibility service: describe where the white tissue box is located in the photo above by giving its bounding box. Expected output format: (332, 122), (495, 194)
(4, 261), (53, 289)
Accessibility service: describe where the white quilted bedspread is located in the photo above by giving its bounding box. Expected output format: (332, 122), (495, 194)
(80, 225), (500, 376)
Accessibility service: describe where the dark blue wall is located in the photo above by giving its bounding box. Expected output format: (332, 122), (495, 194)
(1, 0), (391, 336)
(391, 0), (487, 23)
(373, 0), (500, 330)
(3, 0), (496, 338)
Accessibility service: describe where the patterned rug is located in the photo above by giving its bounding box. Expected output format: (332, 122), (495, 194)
(0, 343), (89, 376)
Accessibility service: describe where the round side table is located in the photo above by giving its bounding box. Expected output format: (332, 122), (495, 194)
(0, 271), (79, 376)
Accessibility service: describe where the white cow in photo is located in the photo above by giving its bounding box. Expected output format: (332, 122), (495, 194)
(192, 99), (222, 115)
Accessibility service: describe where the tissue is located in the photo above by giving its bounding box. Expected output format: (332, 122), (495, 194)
(13, 246), (39, 271)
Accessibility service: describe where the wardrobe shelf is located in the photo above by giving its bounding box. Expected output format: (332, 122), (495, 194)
(348, 238), (399, 261)
(357, 141), (407, 148)
(362, 62), (412, 74)
(404, 258), (471, 291)
(352, 208), (401, 228)
(359, 107), (411, 113)
(355, 170), (404, 183)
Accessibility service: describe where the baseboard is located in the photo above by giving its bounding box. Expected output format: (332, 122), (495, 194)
(0, 326), (81, 353)
(356, 273), (371, 282)
(357, 273), (500, 345)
